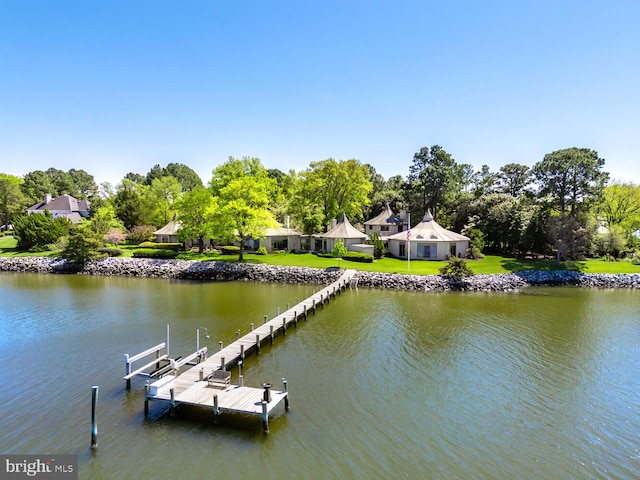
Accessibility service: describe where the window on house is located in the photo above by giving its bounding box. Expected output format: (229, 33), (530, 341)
(399, 244), (406, 257)
(417, 244), (437, 258)
(273, 239), (288, 251)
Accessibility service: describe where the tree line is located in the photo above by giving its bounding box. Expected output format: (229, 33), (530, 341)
(1, 146), (640, 262)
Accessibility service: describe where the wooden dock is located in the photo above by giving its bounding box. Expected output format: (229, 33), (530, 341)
(137, 268), (357, 431)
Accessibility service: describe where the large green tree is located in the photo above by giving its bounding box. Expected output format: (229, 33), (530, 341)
(290, 158), (372, 234)
(112, 179), (153, 230)
(0, 174), (27, 229)
(406, 145), (461, 221)
(174, 187), (217, 253)
(598, 182), (640, 242)
(497, 163), (533, 197)
(148, 176), (183, 227)
(533, 148), (609, 215)
(209, 157), (278, 260)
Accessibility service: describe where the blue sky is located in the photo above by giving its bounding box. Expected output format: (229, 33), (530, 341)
(1, 1), (639, 186)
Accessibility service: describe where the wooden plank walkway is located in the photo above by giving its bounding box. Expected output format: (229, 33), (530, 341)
(143, 268), (357, 431)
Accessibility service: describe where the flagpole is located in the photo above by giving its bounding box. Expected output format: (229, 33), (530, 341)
(407, 212), (411, 273)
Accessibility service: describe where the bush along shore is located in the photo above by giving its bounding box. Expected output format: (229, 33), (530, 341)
(1, 257), (640, 291)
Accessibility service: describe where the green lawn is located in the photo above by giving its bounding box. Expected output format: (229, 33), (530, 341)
(1, 234), (639, 274)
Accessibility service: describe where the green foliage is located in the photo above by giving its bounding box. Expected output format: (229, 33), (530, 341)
(99, 247), (123, 257)
(132, 248), (179, 258)
(175, 186), (217, 253)
(331, 240), (348, 258)
(464, 227), (485, 259)
(533, 147), (608, 215)
(61, 222), (106, 264)
(137, 241), (182, 251)
(256, 246), (268, 255)
(13, 212), (71, 251)
(342, 251), (374, 263)
(148, 175), (183, 227)
(290, 158), (372, 234)
(368, 232), (386, 259)
(113, 179), (153, 230)
(407, 145), (461, 221)
(126, 225), (156, 244)
(598, 182), (640, 242)
(439, 256), (475, 279)
(90, 204), (124, 236)
(221, 245), (240, 255)
(0, 173), (27, 230)
(209, 158), (279, 261)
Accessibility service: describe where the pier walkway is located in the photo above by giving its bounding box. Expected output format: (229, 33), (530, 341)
(139, 268), (357, 431)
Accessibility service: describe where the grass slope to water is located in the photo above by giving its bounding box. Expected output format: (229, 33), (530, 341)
(1, 235), (639, 275)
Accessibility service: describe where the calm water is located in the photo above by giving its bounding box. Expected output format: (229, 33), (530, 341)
(0, 272), (639, 479)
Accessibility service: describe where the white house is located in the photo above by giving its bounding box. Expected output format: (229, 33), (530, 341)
(363, 203), (406, 238)
(387, 210), (470, 260)
(27, 194), (90, 223)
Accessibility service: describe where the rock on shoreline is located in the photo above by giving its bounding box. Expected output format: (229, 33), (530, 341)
(1, 257), (639, 291)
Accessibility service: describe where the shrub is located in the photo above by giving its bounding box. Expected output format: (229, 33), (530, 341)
(13, 211), (71, 251)
(256, 246), (268, 255)
(132, 248), (179, 258)
(221, 245), (240, 255)
(104, 229), (126, 246)
(332, 240), (348, 258)
(126, 225), (156, 244)
(315, 252), (333, 258)
(61, 223), (106, 265)
(439, 256), (474, 279)
(342, 252), (374, 263)
(99, 247), (124, 257)
(137, 241), (182, 251)
(367, 232), (386, 259)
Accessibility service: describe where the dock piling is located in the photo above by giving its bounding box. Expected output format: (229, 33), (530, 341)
(261, 401), (269, 433)
(282, 378), (289, 410)
(256, 334), (261, 354)
(144, 381), (149, 417)
(91, 385), (99, 449)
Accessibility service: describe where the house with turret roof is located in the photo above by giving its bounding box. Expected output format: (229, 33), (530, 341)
(387, 209), (469, 260)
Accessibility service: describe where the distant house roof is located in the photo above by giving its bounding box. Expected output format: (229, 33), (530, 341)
(265, 226), (301, 237)
(27, 194), (90, 223)
(364, 203), (403, 226)
(388, 210), (469, 242)
(319, 213), (367, 240)
(154, 220), (181, 236)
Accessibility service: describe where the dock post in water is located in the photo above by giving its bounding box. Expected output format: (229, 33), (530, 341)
(144, 381), (149, 417)
(270, 325), (274, 344)
(282, 317), (286, 336)
(282, 378), (289, 410)
(256, 334), (261, 354)
(261, 401), (269, 433)
(124, 354), (131, 389)
(91, 385), (99, 449)
(169, 387), (175, 415)
(213, 394), (219, 423)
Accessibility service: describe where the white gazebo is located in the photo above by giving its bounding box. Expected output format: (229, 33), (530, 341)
(387, 210), (469, 260)
(316, 213), (367, 253)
